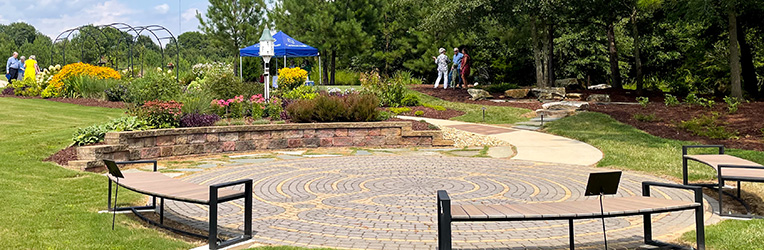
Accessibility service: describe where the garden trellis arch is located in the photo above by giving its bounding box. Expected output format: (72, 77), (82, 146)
(50, 23), (180, 79)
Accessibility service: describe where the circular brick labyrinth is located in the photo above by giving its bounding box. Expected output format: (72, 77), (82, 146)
(168, 156), (702, 249)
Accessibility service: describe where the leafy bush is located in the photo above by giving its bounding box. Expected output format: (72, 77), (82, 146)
(684, 93), (699, 105)
(345, 94), (380, 122)
(72, 117), (149, 146)
(482, 83), (519, 93)
(678, 112), (738, 139)
(388, 107), (411, 114)
(286, 93), (380, 122)
(361, 70), (406, 107)
(390, 71), (422, 85)
(633, 113), (658, 122)
(281, 85), (318, 100)
(42, 62), (121, 98)
(377, 110), (394, 121)
(401, 94), (421, 106)
(664, 94), (680, 106)
(334, 70), (361, 85)
(180, 113), (220, 127)
(700, 99), (715, 109)
(203, 71), (262, 100)
(723, 96), (742, 114)
(75, 77), (121, 100)
(129, 70), (182, 104)
(414, 110), (424, 116)
(129, 100), (184, 128)
(105, 84), (131, 102)
(264, 97), (284, 120)
(249, 94), (266, 119)
(277, 67), (308, 91)
(423, 103), (446, 111)
(211, 95), (247, 119)
(684, 93), (714, 108)
(192, 62), (232, 79)
(177, 88), (214, 115)
(636, 96), (649, 108)
(11, 78), (43, 96)
(2, 87), (14, 95)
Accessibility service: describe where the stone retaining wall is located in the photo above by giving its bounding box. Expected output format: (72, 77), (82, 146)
(70, 122), (452, 172)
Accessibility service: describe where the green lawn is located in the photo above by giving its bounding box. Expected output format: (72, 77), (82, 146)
(0, 98), (192, 249)
(407, 89), (530, 124)
(545, 112), (764, 249)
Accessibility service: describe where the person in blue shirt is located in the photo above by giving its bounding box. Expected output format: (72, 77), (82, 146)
(450, 48), (464, 89)
(18, 56), (26, 80)
(6, 52), (20, 84)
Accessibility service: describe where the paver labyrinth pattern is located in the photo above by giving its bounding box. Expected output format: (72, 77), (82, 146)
(166, 156), (701, 249)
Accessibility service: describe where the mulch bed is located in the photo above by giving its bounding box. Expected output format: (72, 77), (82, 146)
(0, 94), (126, 109)
(410, 85), (543, 110)
(590, 102), (764, 151)
(45, 143), (106, 166)
(397, 106), (465, 120)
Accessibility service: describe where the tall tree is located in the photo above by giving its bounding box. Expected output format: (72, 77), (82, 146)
(197, 0), (266, 74)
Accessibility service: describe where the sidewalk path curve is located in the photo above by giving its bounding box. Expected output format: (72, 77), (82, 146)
(398, 116), (603, 166)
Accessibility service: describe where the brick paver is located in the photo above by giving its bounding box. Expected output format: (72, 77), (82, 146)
(164, 156), (705, 249)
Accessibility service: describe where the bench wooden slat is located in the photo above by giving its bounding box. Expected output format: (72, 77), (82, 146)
(685, 154), (764, 179)
(109, 172), (240, 204)
(450, 197), (699, 220)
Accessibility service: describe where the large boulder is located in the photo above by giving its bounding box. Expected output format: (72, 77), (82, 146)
(566, 93), (583, 100)
(531, 87), (566, 100)
(467, 88), (492, 101)
(555, 78), (581, 88)
(542, 101), (589, 111)
(504, 89), (530, 99)
(586, 94), (611, 102)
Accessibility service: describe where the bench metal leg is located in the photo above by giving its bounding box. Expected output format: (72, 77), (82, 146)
(244, 181), (253, 238)
(209, 189), (219, 250)
(160, 198), (164, 225)
(696, 206), (705, 250)
(643, 213), (652, 244)
(683, 158), (689, 185)
(437, 190), (452, 250)
(568, 219), (575, 250)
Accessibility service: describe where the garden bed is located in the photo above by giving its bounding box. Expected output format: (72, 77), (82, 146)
(410, 85), (542, 110)
(394, 106), (465, 120)
(590, 102), (764, 151)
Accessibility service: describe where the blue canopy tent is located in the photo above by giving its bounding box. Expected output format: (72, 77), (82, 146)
(239, 31), (321, 84)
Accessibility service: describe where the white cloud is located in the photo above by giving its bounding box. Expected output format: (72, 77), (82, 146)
(154, 4), (170, 14)
(182, 8), (199, 21)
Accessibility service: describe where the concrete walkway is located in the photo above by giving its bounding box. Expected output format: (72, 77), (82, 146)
(398, 116), (603, 166)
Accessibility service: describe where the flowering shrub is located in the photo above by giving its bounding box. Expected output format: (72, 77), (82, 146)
(129, 100), (184, 128)
(11, 78), (43, 96)
(211, 95), (247, 118)
(180, 113), (221, 127)
(361, 70), (406, 107)
(264, 97), (284, 120)
(41, 63), (121, 98)
(277, 67), (308, 91)
(281, 85), (318, 100)
(192, 62), (232, 78)
(249, 94), (266, 119)
(129, 69), (182, 104)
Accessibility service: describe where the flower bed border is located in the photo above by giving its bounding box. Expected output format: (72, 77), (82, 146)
(69, 121), (453, 172)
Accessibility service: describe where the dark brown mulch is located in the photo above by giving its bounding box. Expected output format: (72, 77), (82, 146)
(387, 118), (440, 131)
(0, 94), (126, 109)
(398, 106), (465, 120)
(590, 102), (764, 151)
(410, 85), (543, 110)
(45, 145), (78, 166)
(578, 88), (672, 103)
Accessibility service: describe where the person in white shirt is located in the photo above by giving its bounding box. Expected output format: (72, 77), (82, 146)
(432, 48), (449, 89)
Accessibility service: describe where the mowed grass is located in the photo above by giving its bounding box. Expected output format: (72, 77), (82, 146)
(545, 112), (764, 249)
(407, 89), (530, 124)
(0, 98), (192, 249)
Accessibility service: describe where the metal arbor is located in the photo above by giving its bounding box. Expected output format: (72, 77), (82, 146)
(50, 23), (180, 79)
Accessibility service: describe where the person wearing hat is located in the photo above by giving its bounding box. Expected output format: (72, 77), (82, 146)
(450, 47), (463, 89)
(432, 48), (449, 89)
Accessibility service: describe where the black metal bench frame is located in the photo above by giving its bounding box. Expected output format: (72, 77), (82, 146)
(437, 182), (705, 250)
(107, 160), (253, 250)
(682, 145), (764, 216)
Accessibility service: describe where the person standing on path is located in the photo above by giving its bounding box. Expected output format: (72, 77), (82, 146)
(450, 48), (463, 89)
(18, 56), (26, 80)
(460, 48), (471, 88)
(6, 52), (20, 84)
(24, 55), (40, 82)
(432, 48), (449, 89)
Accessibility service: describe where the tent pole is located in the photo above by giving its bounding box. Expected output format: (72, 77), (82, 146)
(239, 56), (243, 80)
(319, 55), (322, 85)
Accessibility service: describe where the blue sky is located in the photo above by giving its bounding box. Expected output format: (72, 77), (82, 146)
(0, 0), (214, 39)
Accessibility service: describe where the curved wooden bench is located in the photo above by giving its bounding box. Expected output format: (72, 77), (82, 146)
(105, 160), (252, 250)
(682, 145), (764, 214)
(437, 182), (705, 250)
